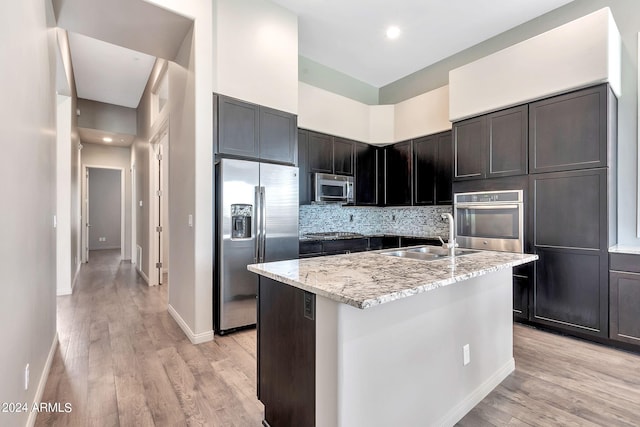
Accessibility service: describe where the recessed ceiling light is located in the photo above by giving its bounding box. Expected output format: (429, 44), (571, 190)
(386, 26), (401, 40)
(103, 137), (113, 143)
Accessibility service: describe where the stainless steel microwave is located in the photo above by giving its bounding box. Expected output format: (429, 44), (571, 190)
(314, 173), (354, 204)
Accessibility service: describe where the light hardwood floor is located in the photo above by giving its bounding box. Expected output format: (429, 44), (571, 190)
(36, 249), (640, 426)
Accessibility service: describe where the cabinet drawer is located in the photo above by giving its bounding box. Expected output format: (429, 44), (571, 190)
(610, 253), (640, 274)
(323, 238), (368, 254)
(299, 241), (322, 256)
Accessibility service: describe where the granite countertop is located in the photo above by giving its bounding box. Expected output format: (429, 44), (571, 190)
(609, 244), (640, 255)
(248, 248), (538, 310)
(299, 233), (446, 242)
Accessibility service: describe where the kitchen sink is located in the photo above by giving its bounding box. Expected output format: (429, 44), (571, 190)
(380, 246), (478, 261)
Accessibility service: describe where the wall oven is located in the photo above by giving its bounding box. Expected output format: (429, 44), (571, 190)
(314, 173), (354, 204)
(454, 190), (524, 253)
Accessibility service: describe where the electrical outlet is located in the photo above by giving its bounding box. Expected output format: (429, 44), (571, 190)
(463, 344), (470, 366)
(392, 214), (396, 221)
(24, 364), (29, 390)
(349, 214), (354, 222)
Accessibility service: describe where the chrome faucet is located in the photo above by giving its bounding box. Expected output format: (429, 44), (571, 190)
(440, 213), (458, 257)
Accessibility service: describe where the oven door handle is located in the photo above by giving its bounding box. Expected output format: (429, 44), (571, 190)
(456, 204), (521, 210)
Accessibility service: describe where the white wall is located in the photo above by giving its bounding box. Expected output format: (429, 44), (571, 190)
(299, 82), (451, 144)
(394, 85), (451, 141)
(81, 143), (132, 259)
(213, 0), (298, 114)
(449, 7), (621, 121)
(299, 82), (371, 142)
(55, 28), (82, 297)
(56, 95), (73, 295)
(168, 29), (199, 337)
(0, 1), (58, 425)
(88, 168), (122, 250)
(77, 98), (137, 135)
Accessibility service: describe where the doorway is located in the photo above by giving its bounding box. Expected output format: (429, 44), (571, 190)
(82, 166), (125, 262)
(150, 125), (170, 286)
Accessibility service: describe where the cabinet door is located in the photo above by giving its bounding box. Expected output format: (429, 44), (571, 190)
(453, 116), (485, 180)
(513, 264), (530, 320)
(487, 105), (528, 177)
(533, 247), (607, 335)
(308, 131), (333, 173)
(435, 131), (453, 205)
(259, 106), (297, 164)
(258, 277), (315, 427)
(298, 129), (311, 205)
(333, 137), (355, 176)
(355, 143), (380, 206)
(413, 135), (437, 205)
(530, 169), (609, 337)
(218, 95), (259, 159)
(385, 141), (413, 206)
(529, 84), (609, 174)
(610, 271), (640, 345)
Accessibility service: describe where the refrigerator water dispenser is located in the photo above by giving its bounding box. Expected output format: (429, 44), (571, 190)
(231, 204), (252, 239)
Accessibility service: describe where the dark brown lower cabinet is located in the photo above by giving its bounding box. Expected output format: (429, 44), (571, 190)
(610, 253), (640, 345)
(533, 247), (608, 335)
(529, 168), (611, 338)
(258, 277), (315, 427)
(513, 264), (530, 320)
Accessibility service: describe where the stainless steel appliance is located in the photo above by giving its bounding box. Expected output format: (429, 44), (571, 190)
(454, 190), (524, 253)
(215, 158), (299, 334)
(314, 173), (353, 204)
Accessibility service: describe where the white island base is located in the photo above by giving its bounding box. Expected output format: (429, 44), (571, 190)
(315, 268), (513, 427)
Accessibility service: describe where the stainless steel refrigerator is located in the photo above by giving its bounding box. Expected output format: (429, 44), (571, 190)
(215, 158), (299, 334)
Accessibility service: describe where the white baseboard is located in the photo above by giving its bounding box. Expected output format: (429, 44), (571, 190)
(436, 358), (515, 427)
(56, 287), (72, 296)
(57, 263), (81, 296)
(167, 304), (214, 344)
(26, 332), (58, 427)
(136, 266), (149, 285)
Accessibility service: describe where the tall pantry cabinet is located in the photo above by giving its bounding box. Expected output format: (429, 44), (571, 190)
(528, 84), (617, 338)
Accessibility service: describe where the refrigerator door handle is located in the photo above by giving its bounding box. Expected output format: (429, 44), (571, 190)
(254, 186), (261, 263)
(260, 186), (266, 263)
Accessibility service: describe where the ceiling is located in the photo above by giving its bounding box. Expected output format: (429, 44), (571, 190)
(57, 0), (577, 148)
(271, 0), (576, 87)
(69, 32), (156, 108)
(53, 0), (193, 146)
(78, 128), (136, 148)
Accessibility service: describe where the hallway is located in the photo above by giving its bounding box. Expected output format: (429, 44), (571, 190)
(36, 250), (262, 426)
(35, 250), (640, 426)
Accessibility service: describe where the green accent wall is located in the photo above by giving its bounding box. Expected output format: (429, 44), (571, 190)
(299, 56), (379, 105)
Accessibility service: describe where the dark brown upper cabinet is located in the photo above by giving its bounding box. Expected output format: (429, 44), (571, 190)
(307, 131), (355, 176)
(453, 104), (527, 181)
(298, 129), (311, 205)
(216, 94), (297, 165)
(299, 129), (356, 204)
(435, 132), (453, 204)
(414, 130), (453, 206)
(217, 95), (259, 159)
(385, 140), (413, 206)
(529, 84), (614, 174)
(355, 142), (382, 206)
(453, 116), (485, 181)
(487, 105), (528, 177)
(259, 106), (297, 165)
(333, 137), (355, 176)
(307, 131), (333, 173)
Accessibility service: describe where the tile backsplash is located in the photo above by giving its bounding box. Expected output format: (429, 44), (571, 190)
(299, 204), (453, 237)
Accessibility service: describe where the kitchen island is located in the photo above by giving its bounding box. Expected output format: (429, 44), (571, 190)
(248, 247), (537, 427)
